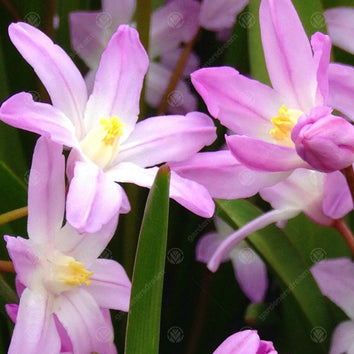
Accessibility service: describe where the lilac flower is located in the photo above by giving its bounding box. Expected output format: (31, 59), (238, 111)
(207, 169), (334, 272)
(191, 0), (340, 180)
(0, 23), (216, 233)
(213, 329), (277, 354)
(70, 0), (200, 113)
(197, 217), (268, 303)
(4, 137), (131, 353)
(325, 7), (354, 55)
(312, 258), (354, 354)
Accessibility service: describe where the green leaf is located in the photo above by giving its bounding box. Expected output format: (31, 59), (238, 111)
(216, 199), (335, 353)
(125, 166), (170, 354)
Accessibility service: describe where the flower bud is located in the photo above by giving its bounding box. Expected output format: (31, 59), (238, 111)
(291, 106), (354, 172)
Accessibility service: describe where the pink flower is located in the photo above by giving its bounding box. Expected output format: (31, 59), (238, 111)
(213, 329), (277, 354)
(0, 23), (216, 233)
(4, 137), (131, 353)
(312, 258), (354, 354)
(196, 217), (268, 303)
(191, 0), (335, 181)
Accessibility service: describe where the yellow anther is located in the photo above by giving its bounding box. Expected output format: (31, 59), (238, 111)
(100, 117), (125, 145)
(61, 260), (93, 287)
(269, 105), (302, 142)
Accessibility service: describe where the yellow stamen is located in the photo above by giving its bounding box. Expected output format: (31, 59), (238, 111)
(61, 260), (93, 286)
(100, 117), (125, 145)
(269, 105), (302, 142)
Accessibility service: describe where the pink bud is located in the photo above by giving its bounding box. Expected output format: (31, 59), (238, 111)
(292, 106), (354, 172)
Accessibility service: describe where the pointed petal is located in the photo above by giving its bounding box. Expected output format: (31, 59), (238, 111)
(323, 171), (353, 219)
(5, 304), (18, 323)
(311, 32), (331, 104)
(226, 135), (309, 172)
(66, 161), (123, 234)
(191, 67), (283, 139)
(107, 163), (215, 217)
(54, 289), (114, 353)
(208, 209), (298, 272)
(84, 25), (149, 136)
(8, 289), (60, 354)
(117, 111), (216, 167)
(170, 150), (289, 199)
(0, 92), (78, 147)
(213, 330), (260, 354)
(231, 245), (268, 303)
(325, 7), (354, 55)
(87, 259), (131, 311)
(260, 0), (317, 110)
(5, 236), (39, 288)
(145, 62), (197, 113)
(55, 216), (117, 267)
(28, 137), (65, 242)
(69, 11), (107, 69)
(329, 320), (354, 354)
(312, 258), (354, 319)
(200, 0), (248, 31)
(328, 63), (354, 120)
(8, 22), (87, 136)
(150, 0), (200, 57)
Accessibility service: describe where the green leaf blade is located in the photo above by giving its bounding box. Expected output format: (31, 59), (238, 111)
(125, 165), (170, 354)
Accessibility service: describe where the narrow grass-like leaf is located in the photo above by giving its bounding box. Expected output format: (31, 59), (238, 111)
(125, 165), (170, 354)
(216, 199), (335, 353)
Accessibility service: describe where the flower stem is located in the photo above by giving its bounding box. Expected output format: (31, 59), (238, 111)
(0, 261), (15, 273)
(341, 165), (354, 206)
(157, 30), (200, 115)
(0, 206), (28, 226)
(333, 219), (354, 256)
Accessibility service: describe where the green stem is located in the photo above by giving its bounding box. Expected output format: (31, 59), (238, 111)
(0, 206), (28, 226)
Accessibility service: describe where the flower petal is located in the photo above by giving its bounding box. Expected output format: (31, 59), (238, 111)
(4, 236), (39, 289)
(260, 0), (317, 110)
(329, 320), (354, 354)
(8, 22), (87, 136)
(311, 32), (331, 105)
(150, 0), (200, 57)
(170, 150), (289, 199)
(226, 135), (309, 172)
(0, 92), (78, 147)
(145, 62), (197, 113)
(191, 67), (282, 139)
(328, 63), (354, 120)
(27, 137), (65, 242)
(196, 232), (227, 264)
(55, 216), (118, 267)
(66, 161), (123, 234)
(325, 7), (354, 55)
(116, 111), (216, 167)
(107, 163), (215, 217)
(8, 289), (60, 354)
(312, 258), (354, 319)
(54, 289), (115, 353)
(230, 244), (268, 303)
(87, 259), (131, 311)
(103, 0), (135, 25)
(84, 25), (149, 136)
(200, 0), (248, 31)
(208, 209), (299, 272)
(69, 11), (108, 69)
(323, 171), (353, 219)
(5, 304), (18, 323)
(213, 330), (261, 354)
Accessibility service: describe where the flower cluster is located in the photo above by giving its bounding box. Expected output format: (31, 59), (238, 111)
(1, 0), (354, 352)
